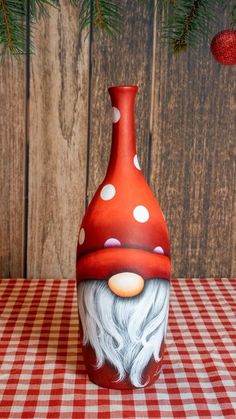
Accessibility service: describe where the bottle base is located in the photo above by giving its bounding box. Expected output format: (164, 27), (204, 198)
(87, 359), (162, 390)
(87, 368), (162, 390)
(82, 339), (165, 390)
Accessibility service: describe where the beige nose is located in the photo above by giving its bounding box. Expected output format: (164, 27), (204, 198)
(108, 272), (144, 298)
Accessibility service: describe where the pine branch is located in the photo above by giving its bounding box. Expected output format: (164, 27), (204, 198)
(0, 0), (59, 58)
(171, 0), (202, 51)
(1, 0), (13, 50)
(162, 0), (228, 53)
(0, 0), (26, 57)
(78, 0), (122, 35)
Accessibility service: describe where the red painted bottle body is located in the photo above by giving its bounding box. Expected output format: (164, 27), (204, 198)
(76, 86), (171, 389)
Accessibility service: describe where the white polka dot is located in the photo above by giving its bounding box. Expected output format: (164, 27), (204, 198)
(79, 228), (85, 245)
(134, 154), (141, 170)
(113, 107), (120, 123)
(153, 246), (164, 254)
(133, 205), (149, 223)
(100, 184), (116, 201)
(104, 238), (121, 247)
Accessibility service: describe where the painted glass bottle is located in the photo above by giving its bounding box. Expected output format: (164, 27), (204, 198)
(76, 85), (171, 389)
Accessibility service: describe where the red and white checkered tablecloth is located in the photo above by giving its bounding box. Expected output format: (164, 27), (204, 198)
(0, 278), (235, 418)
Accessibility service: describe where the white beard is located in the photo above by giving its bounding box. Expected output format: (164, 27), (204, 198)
(78, 278), (170, 387)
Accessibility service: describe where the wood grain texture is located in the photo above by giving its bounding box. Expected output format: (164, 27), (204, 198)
(87, 0), (154, 203)
(27, 1), (89, 278)
(0, 59), (25, 277)
(150, 3), (236, 277)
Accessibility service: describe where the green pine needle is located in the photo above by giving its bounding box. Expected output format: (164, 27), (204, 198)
(30, 0), (59, 21)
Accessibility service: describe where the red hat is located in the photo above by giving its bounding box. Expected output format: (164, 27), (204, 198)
(76, 85), (171, 292)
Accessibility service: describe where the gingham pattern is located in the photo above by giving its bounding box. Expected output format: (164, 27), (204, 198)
(0, 278), (235, 419)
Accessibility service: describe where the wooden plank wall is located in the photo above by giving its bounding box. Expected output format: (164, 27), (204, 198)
(0, 1), (235, 279)
(27, 0), (89, 278)
(0, 59), (26, 278)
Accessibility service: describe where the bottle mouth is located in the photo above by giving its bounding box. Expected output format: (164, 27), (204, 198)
(108, 85), (138, 93)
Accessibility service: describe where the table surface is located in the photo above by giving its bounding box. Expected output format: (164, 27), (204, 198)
(0, 278), (235, 419)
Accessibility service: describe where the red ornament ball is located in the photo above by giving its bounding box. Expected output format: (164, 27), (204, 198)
(210, 30), (236, 65)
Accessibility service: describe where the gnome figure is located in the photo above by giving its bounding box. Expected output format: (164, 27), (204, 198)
(76, 85), (171, 389)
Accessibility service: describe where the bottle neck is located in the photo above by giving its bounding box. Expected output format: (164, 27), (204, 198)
(107, 85), (138, 175)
